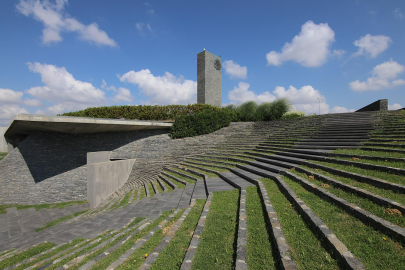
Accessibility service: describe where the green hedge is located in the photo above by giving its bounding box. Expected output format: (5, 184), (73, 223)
(170, 110), (232, 139)
(60, 104), (224, 121)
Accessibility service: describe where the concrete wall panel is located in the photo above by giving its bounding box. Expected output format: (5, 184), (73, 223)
(0, 127), (7, 152)
(87, 158), (135, 209)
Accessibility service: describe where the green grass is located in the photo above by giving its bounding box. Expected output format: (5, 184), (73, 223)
(183, 163), (228, 175)
(73, 209), (89, 217)
(245, 186), (277, 269)
(117, 210), (185, 269)
(13, 238), (86, 270)
(310, 160), (405, 186)
(292, 170), (405, 228)
(166, 169), (197, 183)
(300, 165), (405, 206)
(282, 176), (405, 269)
(0, 152), (6, 161)
(164, 174), (186, 189)
(191, 158), (237, 168)
(147, 182), (155, 197)
(139, 185), (147, 200)
(0, 242), (56, 269)
(332, 148), (405, 159)
(159, 180), (173, 193)
(67, 217), (146, 270)
(89, 211), (173, 270)
(261, 178), (340, 269)
(36, 215), (74, 232)
(118, 192), (132, 208)
(150, 199), (205, 270)
(192, 189), (239, 269)
(154, 180), (163, 193)
(333, 156), (405, 169)
(131, 189), (138, 203)
(0, 200), (88, 215)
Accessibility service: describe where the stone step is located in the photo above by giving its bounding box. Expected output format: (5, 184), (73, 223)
(204, 177), (235, 193)
(217, 171), (255, 189)
(192, 179), (208, 200)
(300, 138), (365, 142)
(178, 183), (195, 209)
(296, 141), (363, 146)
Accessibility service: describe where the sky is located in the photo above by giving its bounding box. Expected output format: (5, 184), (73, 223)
(0, 0), (404, 126)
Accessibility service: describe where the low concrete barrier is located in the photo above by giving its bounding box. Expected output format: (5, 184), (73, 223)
(356, 99), (388, 112)
(0, 127), (7, 152)
(87, 151), (135, 209)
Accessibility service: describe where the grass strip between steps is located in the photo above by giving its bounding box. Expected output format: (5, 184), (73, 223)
(66, 217), (145, 270)
(139, 185), (147, 200)
(182, 164), (226, 176)
(155, 180), (164, 193)
(261, 178), (340, 269)
(35, 215), (75, 232)
(166, 169), (197, 184)
(117, 191), (132, 208)
(13, 238), (86, 270)
(147, 182), (155, 196)
(0, 242), (56, 269)
(172, 167), (204, 181)
(44, 231), (114, 270)
(162, 180), (173, 193)
(116, 209), (185, 269)
(310, 160), (405, 186)
(300, 165), (405, 206)
(292, 169), (405, 228)
(245, 186), (277, 270)
(0, 200), (88, 215)
(333, 156), (405, 169)
(192, 189), (239, 270)
(164, 173), (186, 189)
(89, 210), (173, 270)
(282, 176), (405, 269)
(181, 165), (218, 177)
(149, 199), (205, 270)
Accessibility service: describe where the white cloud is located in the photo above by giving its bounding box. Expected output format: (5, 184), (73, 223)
(223, 60), (247, 79)
(330, 106), (355, 113)
(394, 8), (404, 20)
(266, 21), (336, 67)
(228, 82), (276, 104)
(349, 59), (405, 91)
(0, 105), (29, 126)
(119, 69), (196, 105)
(389, 103), (403, 110)
(0, 88), (43, 107)
(135, 22), (153, 34)
(16, 0), (117, 47)
(27, 62), (106, 113)
(273, 85), (326, 104)
(352, 34), (392, 58)
(332, 49), (346, 58)
(101, 80), (133, 103)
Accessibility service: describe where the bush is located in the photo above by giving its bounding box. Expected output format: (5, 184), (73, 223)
(282, 110), (305, 119)
(60, 104), (222, 121)
(170, 110), (232, 139)
(238, 101), (258, 121)
(228, 99), (291, 122)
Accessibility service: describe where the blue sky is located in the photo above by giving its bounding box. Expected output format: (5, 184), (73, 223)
(0, 0), (404, 125)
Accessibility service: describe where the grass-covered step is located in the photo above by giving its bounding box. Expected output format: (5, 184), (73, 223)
(364, 142), (405, 148)
(169, 166), (202, 182)
(292, 166), (405, 214)
(191, 189), (239, 269)
(333, 155), (405, 169)
(149, 199), (205, 270)
(105, 209), (184, 269)
(87, 211), (172, 269)
(147, 181), (156, 197)
(284, 171), (405, 244)
(158, 175), (178, 190)
(137, 200), (197, 269)
(163, 168), (195, 184)
(161, 172), (186, 188)
(281, 176), (405, 269)
(269, 175), (365, 269)
(361, 146), (405, 154)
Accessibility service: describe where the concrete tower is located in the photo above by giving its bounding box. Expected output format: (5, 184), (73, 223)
(197, 49), (222, 107)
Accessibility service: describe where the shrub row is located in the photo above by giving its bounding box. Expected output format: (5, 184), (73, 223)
(170, 109), (232, 139)
(60, 104), (225, 121)
(226, 99), (291, 122)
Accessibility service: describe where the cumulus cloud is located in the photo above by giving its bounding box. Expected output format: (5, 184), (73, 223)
(223, 60), (247, 79)
(0, 88), (43, 107)
(266, 21), (336, 67)
(16, 0), (117, 47)
(394, 8), (404, 21)
(119, 69), (197, 105)
(228, 82), (276, 104)
(332, 49), (346, 58)
(0, 105), (29, 126)
(389, 103), (403, 110)
(101, 80), (133, 103)
(228, 84), (354, 115)
(27, 62), (106, 114)
(349, 59), (405, 91)
(352, 34), (392, 58)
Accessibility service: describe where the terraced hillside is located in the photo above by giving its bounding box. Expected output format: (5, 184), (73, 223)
(1, 110), (405, 269)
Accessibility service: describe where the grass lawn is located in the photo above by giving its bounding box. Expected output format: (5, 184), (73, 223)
(332, 148), (405, 159)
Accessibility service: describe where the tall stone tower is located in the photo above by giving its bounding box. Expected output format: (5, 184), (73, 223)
(197, 49), (222, 107)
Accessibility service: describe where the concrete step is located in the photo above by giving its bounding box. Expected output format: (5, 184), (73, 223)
(217, 171), (255, 188)
(243, 160), (287, 174)
(192, 179), (207, 200)
(204, 177), (235, 193)
(296, 141), (363, 146)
